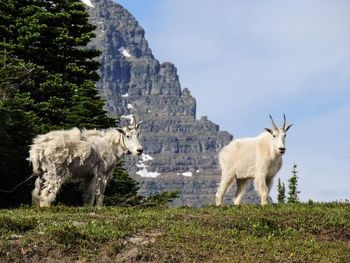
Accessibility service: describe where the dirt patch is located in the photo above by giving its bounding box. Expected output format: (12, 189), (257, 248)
(115, 231), (163, 262)
(317, 229), (350, 243)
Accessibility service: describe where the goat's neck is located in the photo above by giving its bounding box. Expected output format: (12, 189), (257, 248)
(104, 130), (127, 158)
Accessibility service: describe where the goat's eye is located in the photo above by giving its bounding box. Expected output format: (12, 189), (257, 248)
(126, 135), (130, 139)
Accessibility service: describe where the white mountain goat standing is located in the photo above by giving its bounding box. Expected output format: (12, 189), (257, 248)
(28, 116), (143, 207)
(216, 115), (292, 206)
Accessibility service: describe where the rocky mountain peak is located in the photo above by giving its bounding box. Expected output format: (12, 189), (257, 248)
(86, 0), (260, 206)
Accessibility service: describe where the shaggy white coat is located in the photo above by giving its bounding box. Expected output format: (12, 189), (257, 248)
(28, 123), (143, 207)
(216, 116), (292, 206)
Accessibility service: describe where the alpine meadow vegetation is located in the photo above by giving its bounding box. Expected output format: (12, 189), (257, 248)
(0, 203), (349, 262)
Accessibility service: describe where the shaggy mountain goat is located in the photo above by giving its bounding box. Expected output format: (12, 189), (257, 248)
(216, 115), (292, 206)
(28, 116), (143, 207)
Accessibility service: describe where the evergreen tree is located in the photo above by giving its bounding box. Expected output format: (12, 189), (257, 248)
(0, 0), (134, 207)
(1, 0), (115, 131)
(104, 161), (142, 206)
(287, 164), (300, 204)
(0, 53), (37, 207)
(277, 177), (286, 204)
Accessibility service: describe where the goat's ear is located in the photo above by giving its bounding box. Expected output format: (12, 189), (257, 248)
(116, 128), (125, 136)
(136, 121), (142, 129)
(265, 128), (273, 134)
(285, 124), (293, 132)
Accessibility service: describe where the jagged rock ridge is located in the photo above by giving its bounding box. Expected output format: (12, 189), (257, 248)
(86, 0), (260, 206)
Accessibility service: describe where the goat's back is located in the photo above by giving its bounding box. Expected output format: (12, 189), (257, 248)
(28, 128), (92, 174)
(218, 133), (272, 177)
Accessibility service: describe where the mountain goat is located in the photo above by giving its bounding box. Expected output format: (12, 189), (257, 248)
(28, 116), (143, 207)
(216, 115), (292, 206)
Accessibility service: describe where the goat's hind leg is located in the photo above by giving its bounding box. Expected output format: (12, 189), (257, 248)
(233, 179), (249, 205)
(216, 170), (235, 206)
(81, 175), (99, 206)
(81, 180), (96, 206)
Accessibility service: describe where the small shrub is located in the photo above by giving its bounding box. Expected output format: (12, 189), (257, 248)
(251, 218), (278, 237)
(141, 191), (180, 207)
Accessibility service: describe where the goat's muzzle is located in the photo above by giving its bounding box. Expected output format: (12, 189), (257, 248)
(279, 147), (286, 154)
(136, 148), (143, 155)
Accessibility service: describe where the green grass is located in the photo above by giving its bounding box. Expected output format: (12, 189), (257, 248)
(0, 203), (349, 262)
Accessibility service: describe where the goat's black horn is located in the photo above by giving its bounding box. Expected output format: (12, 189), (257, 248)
(282, 114), (286, 130)
(269, 114), (278, 130)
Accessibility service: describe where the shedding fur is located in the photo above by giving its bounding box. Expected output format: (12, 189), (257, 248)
(28, 117), (143, 207)
(216, 115), (292, 205)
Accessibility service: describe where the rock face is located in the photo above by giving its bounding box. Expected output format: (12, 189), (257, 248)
(86, 0), (261, 207)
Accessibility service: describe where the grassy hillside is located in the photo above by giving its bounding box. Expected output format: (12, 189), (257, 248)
(0, 203), (349, 262)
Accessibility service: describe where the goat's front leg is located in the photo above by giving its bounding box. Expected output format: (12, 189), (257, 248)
(266, 176), (274, 196)
(95, 177), (108, 207)
(255, 174), (269, 205)
(95, 193), (105, 207)
(35, 172), (62, 207)
(32, 175), (44, 207)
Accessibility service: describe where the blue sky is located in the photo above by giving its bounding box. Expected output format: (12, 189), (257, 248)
(114, 0), (350, 202)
